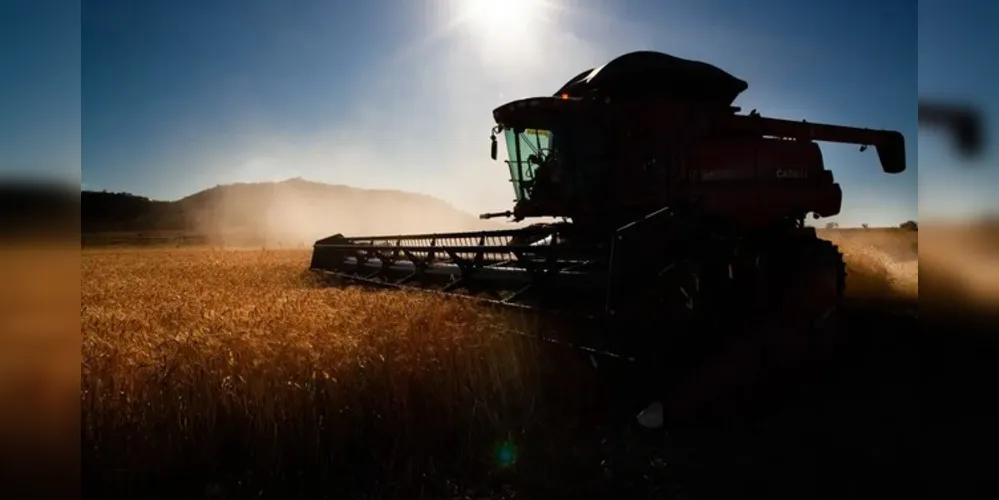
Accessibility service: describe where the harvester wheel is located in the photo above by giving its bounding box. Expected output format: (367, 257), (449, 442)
(660, 236), (847, 424)
(788, 237), (847, 364)
(745, 236), (848, 410)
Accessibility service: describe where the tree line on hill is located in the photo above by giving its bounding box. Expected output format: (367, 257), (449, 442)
(81, 190), (186, 232)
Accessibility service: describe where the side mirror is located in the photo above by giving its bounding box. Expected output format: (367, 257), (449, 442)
(490, 135), (498, 160)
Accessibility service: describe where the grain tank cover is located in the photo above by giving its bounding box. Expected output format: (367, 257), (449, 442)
(554, 51), (749, 105)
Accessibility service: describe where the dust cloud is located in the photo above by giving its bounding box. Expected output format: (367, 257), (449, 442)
(817, 228), (919, 301)
(919, 222), (999, 312)
(183, 179), (510, 247)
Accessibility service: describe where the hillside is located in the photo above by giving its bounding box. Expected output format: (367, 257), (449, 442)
(81, 178), (507, 245)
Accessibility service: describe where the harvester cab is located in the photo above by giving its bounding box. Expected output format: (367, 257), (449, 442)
(487, 96), (606, 224)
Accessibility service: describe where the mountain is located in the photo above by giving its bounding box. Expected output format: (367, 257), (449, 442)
(81, 178), (509, 245)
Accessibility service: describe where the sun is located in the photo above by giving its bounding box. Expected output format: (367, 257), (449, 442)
(464, 0), (537, 26)
(455, 0), (554, 50)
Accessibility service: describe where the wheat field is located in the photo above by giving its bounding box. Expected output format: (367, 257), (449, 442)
(80, 229), (919, 498)
(81, 248), (604, 498)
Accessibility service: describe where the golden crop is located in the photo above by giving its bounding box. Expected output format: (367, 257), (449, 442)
(81, 248), (558, 496)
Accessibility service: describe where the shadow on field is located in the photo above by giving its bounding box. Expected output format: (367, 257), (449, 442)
(80, 229), (940, 499)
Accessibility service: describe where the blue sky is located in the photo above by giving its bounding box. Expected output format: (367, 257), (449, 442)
(0, 1), (80, 183)
(5, 0), (986, 226)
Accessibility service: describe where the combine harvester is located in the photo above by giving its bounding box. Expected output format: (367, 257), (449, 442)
(310, 51), (906, 418)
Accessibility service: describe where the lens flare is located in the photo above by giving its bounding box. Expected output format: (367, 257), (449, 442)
(493, 440), (519, 468)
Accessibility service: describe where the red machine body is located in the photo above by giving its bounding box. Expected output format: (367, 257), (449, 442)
(488, 51), (905, 233)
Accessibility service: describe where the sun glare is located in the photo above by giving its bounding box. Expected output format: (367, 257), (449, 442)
(456, 0), (552, 51)
(466, 0), (528, 26)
